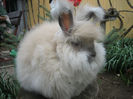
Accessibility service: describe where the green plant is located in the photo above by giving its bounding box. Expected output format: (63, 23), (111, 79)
(0, 32), (18, 50)
(0, 72), (20, 99)
(104, 28), (126, 45)
(105, 35), (133, 84)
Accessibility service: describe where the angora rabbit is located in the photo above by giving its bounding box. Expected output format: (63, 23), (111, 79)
(16, 2), (106, 99)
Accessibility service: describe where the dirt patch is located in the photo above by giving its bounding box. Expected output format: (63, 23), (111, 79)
(0, 49), (14, 66)
(97, 72), (133, 99)
(0, 49), (15, 75)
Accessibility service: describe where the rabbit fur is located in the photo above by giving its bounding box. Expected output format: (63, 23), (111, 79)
(50, 0), (74, 19)
(16, 4), (106, 99)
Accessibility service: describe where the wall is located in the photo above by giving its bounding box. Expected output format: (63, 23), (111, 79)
(27, 0), (50, 28)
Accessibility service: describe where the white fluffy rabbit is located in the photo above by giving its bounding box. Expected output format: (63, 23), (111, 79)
(16, 2), (106, 99)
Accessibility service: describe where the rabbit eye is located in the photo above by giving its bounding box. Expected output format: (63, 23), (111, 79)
(71, 41), (80, 47)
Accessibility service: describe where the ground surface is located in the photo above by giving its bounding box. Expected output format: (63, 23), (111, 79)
(0, 49), (133, 99)
(97, 72), (133, 99)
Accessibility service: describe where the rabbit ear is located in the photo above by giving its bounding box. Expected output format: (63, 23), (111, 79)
(86, 11), (97, 21)
(50, 0), (74, 20)
(58, 10), (73, 35)
(76, 5), (105, 22)
(85, 8), (105, 22)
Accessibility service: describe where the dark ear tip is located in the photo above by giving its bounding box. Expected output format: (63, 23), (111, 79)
(86, 11), (95, 20)
(49, 0), (52, 4)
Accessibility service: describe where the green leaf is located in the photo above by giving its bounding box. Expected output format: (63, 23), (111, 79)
(39, 5), (50, 13)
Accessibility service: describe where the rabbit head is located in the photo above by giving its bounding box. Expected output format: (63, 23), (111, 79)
(50, 8), (106, 98)
(54, 7), (105, 75)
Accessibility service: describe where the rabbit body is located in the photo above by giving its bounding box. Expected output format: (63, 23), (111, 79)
(16, 15), (105, 99)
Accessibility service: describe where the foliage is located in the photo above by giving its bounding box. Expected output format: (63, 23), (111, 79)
(104, 28), (124, 45)
(0, 27), (24, 50)
(105, 29), (133, 85)
(0, 23), (14, 50)
(0, 72), (20, 99)
(0, 32), (18, 50)
(106, 38), (133, 72)
(0, 3), (21, 50)
(0, 4), (7, 15)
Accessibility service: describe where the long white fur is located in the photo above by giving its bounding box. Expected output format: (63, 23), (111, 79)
(76, 4), (105, 22)
(16, 22), (105, 99)
(16, 4), (106, 99)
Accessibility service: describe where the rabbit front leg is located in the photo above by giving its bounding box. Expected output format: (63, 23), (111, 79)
(53, 93), (71, 99)
(73, 80), (99, 99)
(54, 96), (71, 99)
(17, 88), (47, 99)
(53, 87), (71, 99)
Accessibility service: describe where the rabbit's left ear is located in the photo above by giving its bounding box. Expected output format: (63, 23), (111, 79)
(58, 10), (73, 35)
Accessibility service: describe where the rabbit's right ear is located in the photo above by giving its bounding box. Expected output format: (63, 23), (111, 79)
(58, 10), (74, 35)
(76, 5), (105, 22)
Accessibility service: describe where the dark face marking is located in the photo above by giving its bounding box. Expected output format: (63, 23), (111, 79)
(87, 40), (96, 57)
(71, 40), (82, 49)
(87, 44), (96, 63)
(85, 39), (96, 63)
(67, 37), (82, 50)
(69, 37), (96, 62)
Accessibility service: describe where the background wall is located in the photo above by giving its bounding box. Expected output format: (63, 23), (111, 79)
(27, 0), (50, 28)
(27, 0), (133, 37)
